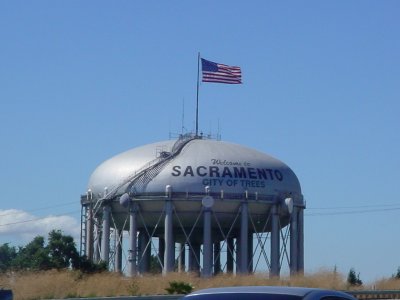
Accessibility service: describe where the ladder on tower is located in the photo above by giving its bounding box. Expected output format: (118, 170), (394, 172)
(80, 199), (88, 257)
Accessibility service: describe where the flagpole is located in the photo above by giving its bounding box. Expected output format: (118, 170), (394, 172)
(195, 52), (200, 137)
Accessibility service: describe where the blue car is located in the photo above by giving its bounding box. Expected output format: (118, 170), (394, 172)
(0, 289), (12, 300)
(182, 286), (356, 300)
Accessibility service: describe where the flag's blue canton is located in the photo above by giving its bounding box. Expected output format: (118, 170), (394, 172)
(201, 59), (219, 72)
(201, 58), (242, 84)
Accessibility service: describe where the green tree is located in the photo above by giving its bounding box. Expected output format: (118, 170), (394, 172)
(2, 230), (108, 273)
(0, 243), (17, 272)
(12, 236), (51, 270)
(347, 268), (362, 286)
(47, 230), (79, 269)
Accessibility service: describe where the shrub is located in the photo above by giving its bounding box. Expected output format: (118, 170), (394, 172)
(165, 281), (193, 294)
(393, 267), (400, 279)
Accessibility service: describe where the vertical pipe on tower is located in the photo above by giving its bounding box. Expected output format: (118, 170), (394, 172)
(298, 208), (305, 274)
(202, 207), (212, 277)
(85, 207), (93, 261)
(93, 220), (101, 262)
(164, 185), (174, 274)
(85, 190), (94, 261)
(236, 235), (241, 273)
(128, 202), (137, 277)
(270, 203), (280, 277)
(247, 233), (253, 273)
(239, 201), (249, 274)
(290, 206), (299, 275)
(101, 205), (111, 264)
(289, 207), (299, 275)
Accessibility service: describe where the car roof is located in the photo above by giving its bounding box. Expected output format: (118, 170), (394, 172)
(185, 286), (354, 299)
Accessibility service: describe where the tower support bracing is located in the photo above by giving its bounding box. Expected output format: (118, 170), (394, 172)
(115, 229), (123, 272)
(214, 241), (221, 275)
(188, 242), (200, 273)
(178, 242), (185, 272)
(138, 229), (150, 273)
(226, 237), (234, 273)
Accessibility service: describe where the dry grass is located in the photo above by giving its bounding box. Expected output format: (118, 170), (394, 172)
(372, 277), (400, 290)
(1, 270), (400, 300)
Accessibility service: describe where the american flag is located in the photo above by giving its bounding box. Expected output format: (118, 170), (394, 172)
(201, 58), (242, 84)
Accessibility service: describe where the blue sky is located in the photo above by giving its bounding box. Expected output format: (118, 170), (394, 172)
(0, 1), (399, 283)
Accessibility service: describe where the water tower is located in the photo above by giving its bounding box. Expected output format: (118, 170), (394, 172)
(80, 134), (305, 277)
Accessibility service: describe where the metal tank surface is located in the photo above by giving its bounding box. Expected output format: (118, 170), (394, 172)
(80, 134), (305, 278)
